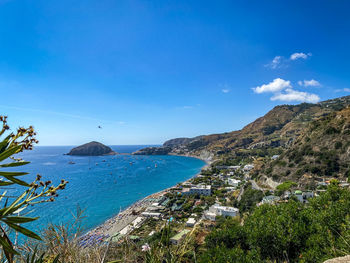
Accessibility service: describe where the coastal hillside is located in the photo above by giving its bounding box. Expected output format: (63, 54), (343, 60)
(259, 106), (350, 187)
(134, 96), (350, 160)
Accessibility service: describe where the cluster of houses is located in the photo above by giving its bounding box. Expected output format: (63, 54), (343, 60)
(317, 179), (350, 188)
(257, 190), (315, 206)
(165, 178), (241, 244)
(133, 161), (350, 247)
(216, 163), (255, 173)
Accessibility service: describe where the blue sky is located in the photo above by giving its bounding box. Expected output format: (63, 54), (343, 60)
(0, 0), (350, 145)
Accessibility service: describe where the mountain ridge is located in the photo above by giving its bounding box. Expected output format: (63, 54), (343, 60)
(134, 95), (350, 157)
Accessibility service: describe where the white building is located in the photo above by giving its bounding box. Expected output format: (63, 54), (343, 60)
(204, 211), (217, 221)
(141, 212), (161, 218)
(294, 190), (304, 203)
(186, 217), (196, 227)
(243, 164), (254, 171)
(204, 204), (239, 221)
(271, 155), (280, 160)
(213, 205), (239, 217)
(227, 178), (241, 187)
(216, 165), (240, 170)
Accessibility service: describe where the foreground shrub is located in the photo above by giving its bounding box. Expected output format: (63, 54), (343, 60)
(0, 116), (67, 262)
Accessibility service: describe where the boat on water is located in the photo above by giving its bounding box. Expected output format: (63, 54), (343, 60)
(68, 161), (75, 164)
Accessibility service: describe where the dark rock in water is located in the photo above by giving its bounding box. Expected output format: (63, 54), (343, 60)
(67, 141), (116, 156)
(132, 146), (172, 155)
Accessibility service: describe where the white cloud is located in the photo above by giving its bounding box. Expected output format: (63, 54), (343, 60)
(219, 83), (231, 93)
(265, 52), (312, 69)
(253, 78), (292, 94)
(290, 52), (312, 60)
(335, 88), (350, 93)
(265, 56), (283, 69)
(298, 79), (321, 87)
(254, 78), (320, 104)
(271, 88), (320, 103)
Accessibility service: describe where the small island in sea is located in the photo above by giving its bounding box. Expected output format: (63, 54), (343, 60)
(66, 141), (116, 156)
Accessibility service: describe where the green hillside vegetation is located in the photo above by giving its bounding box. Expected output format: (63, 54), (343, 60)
(260, 106), (350, 188)
(199, 182), (350, 263)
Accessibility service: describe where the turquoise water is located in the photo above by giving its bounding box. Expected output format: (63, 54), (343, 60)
(5, 146), (205, 232)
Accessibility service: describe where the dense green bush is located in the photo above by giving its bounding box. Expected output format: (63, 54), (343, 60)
(275, 180), (297, 196)
(238, 185), (263, 212)
(335, 141), (343, 149)
(200, 183), (350, 263)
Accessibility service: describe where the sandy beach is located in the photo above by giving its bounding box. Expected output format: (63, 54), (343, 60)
(86, 185), (171, 240)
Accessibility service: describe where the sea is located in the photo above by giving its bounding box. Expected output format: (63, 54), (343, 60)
(4, 145), (205, 234)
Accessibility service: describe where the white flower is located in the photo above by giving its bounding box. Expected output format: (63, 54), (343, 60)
(142, 243), (151, 252)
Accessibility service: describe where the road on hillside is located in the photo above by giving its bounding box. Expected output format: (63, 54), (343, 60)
(250, 180), (263, 191)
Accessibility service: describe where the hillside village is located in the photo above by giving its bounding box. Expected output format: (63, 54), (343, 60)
(104, 95), (350, 262)
(90, 156), (349, 254)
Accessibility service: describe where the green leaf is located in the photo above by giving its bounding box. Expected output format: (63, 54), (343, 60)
(0, 171), (29, 177)
(0, 180), (14, 186)
(0, 236), (19, 256)
(0, 161), (30, 168)
(0, 145), (21, 162)
(4, 216), (39, 223)
(38, 253), (45, 263)
(3, 221), (42, 240)
(0, 134), (12, 153)
(30, 246), (38, 263)
(0, 174), (29, 186)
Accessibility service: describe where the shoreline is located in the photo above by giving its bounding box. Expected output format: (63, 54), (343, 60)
(86, 154), (210, 240)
